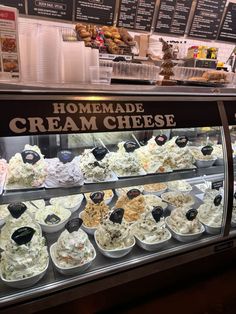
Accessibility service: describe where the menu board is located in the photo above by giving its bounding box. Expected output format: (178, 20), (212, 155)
(27, 0), (73, 21)
(118, 0), (156, 31)
(218, 2), (236, 43)
(189, 0), (227, 39)
(0, 0), (25, 14)
(0, 6), (20, 82)
(155, 0), (193, 35)
(75, 0), (116, 25)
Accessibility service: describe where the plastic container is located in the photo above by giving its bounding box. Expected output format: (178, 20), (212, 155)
(89, 66), (112, 85)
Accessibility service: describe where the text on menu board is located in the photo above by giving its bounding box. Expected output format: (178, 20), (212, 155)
(74, 0), (116, 25)
(189, 0), (227, 39)
(218, 2), (236, 42)
(118, 0), (156, 32)
(27, 0), (73, 21)
(155, 0), (193, 35)
(0, 99), (222, 137)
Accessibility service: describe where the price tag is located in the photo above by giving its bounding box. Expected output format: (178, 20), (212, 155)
(212, 180), (224, 190)
(152, 206), (164, 222)
(139, 138), (148, 146)
(127, 189), (141, 200)
(201, 145), (213, 156)
(214, 195), (222, 206)
(90, 191), (104, 204)
(8, 202), (27, 219)
(124, 141), (138, 153)
(65, 218), (83, 233)
(155, 134), (167, 146)
(92, 146), (108, 161)
(186, 209), (198, 221)
(21, 150), (40, 165)
(175, 136), (188, 148)
(11, 227), (35, 246)
(57, 150), (74, 163)
(109, 208), (124, 224)
(45, 214), (61, 225)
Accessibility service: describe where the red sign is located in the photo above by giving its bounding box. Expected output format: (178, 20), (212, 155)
(0, 10), (15, 20)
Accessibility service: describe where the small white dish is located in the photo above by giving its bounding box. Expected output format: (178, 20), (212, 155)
(79, 211), (97, 235)
(50, 242), (96, 276)
(165, 217), (205, 243)
(214, 158), (224, 166)
(84, 171), (118, 184)
(94, 230), (135, 258)
(143, 183), (168, 197)
(35, 207), (71, 233)
(116, 168), (146, 178)
(199, 222), (222, 235)
(50, 194), (84, 213)
(134, 230), (171, 251)
(0, 260), (49, 289)
(161, 192), (195, 211)
(195, 159), (216, 168)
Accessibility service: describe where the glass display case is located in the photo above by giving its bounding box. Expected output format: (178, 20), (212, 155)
(0, 85), (235, 313)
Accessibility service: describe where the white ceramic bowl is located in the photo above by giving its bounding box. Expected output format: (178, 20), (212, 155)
(79, 211), (97, 235)
(195, 159), (216, 168)
(165, 217), (205, 243)
(0, 260), (49, 289)
(115, 186), (144, 197)
(94, 230), (135, 258)
(35, 207), (71, 233)
(161, 192), (195, 211)
(50, 195), (84, 213)
(199, 222), (222, 235)
(134, 230), (171, 251)
(214, 158), (224, 166)
(167, 181), (192, 195)
(143, 194), (168, 210)
(143, 187), (167, 197)
(50, 242), (96, 276)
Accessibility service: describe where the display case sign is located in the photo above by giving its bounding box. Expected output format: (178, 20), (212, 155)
(0, 99), (222, 137)
(155, 0), (193, 35)
(74, 0), (116, 25)
(218, 2), (236, 43)
(189, 0), (227, 39)
(0, 1), (25, 14)
(117, 0), (156, 31)
(27, 0), (73, 21)
(0, 5), (20, 82)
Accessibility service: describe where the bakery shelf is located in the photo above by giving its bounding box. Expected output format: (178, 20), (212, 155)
(0, 166), (224, 204)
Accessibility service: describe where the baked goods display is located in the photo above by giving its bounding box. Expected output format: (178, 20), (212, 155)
(75, 23), (135, 54)
(188, 70), (228, 84)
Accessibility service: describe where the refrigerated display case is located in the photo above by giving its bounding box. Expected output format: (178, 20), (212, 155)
(0, 85), (236, 314)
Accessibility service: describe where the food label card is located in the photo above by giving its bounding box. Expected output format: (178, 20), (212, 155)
(0, 5), (20, 81)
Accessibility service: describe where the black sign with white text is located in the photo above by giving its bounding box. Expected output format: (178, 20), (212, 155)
(27, 0), (73, 21)
(0, 0), (25, 14)
(218, 2), (236, 43)
(155, 0), (193, 35)
(75, 0), (116, 25)
(118, 0), (156, 31)
(0, 99), (221, 137)
(189, 0), (227, 39)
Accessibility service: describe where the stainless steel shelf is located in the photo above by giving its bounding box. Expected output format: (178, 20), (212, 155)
(0, 166), (224, 204)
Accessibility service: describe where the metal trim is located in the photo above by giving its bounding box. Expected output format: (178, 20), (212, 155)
(218, 101), (234, 236)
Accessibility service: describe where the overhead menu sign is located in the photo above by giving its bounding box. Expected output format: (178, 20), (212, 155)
(189, 0), (227, 39)
(74, 0), (116, 25)
(218, 2), (236, 43)
(118, 0), (156, 32)
(0, 99), (221, 137)
(155, 0), (193, 35)
(27, 0), (73, 21)
(0, 1), (25, 14)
